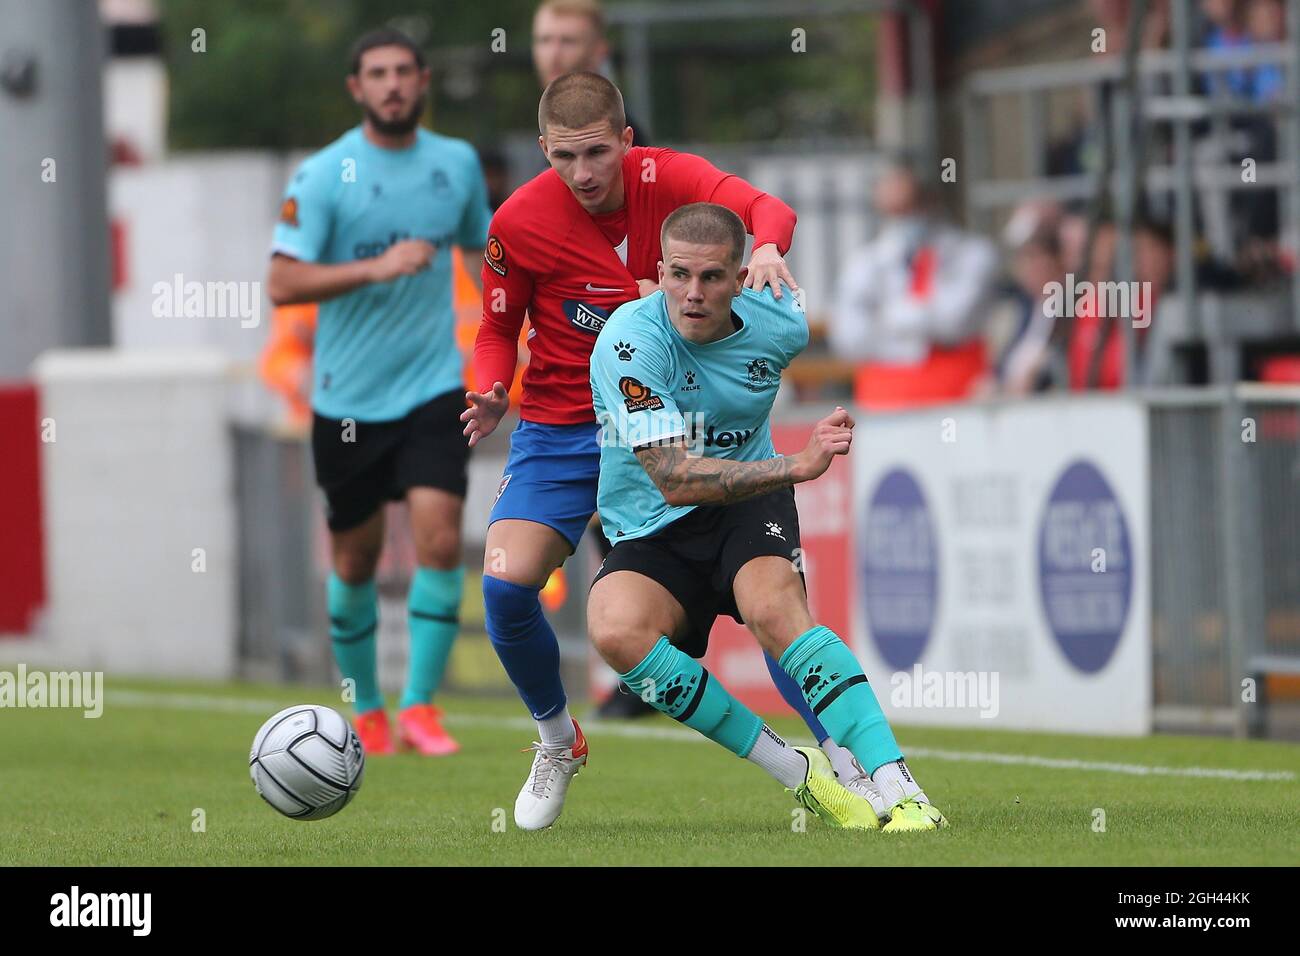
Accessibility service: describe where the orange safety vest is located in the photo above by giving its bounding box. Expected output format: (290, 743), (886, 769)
(258, 302), (317, 427)
(451, 247), (528, 406)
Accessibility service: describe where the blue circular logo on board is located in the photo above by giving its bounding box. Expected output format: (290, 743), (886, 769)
(860, 468), (937, 669)
(1037, 460), (1133, 673)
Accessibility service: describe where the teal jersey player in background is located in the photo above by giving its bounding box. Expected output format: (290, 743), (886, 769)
(267, 28), (490, 759)
(271, 119), (489, 421)
(587, 202), (949, 832)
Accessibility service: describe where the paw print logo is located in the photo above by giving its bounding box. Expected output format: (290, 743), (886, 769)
(765, 521), (784, 539)
(685, 370), (696, 385)
(801, 664), (840, 699)
(614, 341), (636, 361)
(657, 672), (698, 710)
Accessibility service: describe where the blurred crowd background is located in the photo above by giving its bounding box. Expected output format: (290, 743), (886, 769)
(33, 0), (1300, 421)
(9, 0), (1300, 413)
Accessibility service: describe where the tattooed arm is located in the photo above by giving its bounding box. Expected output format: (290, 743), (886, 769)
(634, 406), (856, 507)
(636, 442), (798, 506)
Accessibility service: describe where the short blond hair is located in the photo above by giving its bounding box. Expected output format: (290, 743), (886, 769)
(538, 70), (626, 135)
(661, 203), (746, 267)
(535, 0), (606, 34)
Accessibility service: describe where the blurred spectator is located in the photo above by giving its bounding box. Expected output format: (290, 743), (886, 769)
(532, 0), (609, 88)
(1067, 217), (1174, 390)
(1198, 0), (1286, 262)
(1092, 0), (1172, 52)
(996, 200), (1067, 396)
(531, 0), (651, 144)
(830, 160), (999, 410)
(1247, 0), (1287, 101)
(1201, 0), (1255, 98)
(1241, 0), (1286, 254)
(1199, 0), (1286, 102)
(1047, 1), (1171, 180)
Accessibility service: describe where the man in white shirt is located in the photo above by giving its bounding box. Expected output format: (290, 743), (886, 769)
(830, 160), (999, 409)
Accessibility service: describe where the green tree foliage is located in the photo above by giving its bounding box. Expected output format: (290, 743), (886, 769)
(160, 0), (875, 151)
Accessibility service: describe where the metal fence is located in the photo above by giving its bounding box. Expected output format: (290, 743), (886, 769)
(232, 426), (327, 684)
(1148, 385), (1300, 736)
(962, 0), (1300, 388)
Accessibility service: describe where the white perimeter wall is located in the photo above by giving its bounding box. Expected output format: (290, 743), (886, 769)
(27, 348), (237, 678)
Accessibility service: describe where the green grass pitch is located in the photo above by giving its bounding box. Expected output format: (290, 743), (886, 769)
(2, 677), (1297, 866)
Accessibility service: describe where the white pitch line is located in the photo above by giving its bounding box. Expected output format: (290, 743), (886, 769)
(107, 689), (1297, 782)
(897, 747), (1297, 782)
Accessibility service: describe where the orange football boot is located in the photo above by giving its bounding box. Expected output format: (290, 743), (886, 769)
(354, 708), (395, 755)
(397, 703), (460, 756)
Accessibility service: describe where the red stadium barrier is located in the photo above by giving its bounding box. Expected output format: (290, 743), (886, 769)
(0, 382), (46, 635)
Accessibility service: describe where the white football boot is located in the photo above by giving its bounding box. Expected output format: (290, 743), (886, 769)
(842, 767), (891, 822)
(513, 718), (589, 831)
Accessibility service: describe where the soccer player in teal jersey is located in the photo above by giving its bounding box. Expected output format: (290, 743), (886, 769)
(267, 29), (491, 757)
(588, 203), (948, 831)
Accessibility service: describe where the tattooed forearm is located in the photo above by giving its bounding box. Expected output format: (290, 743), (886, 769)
(635, 441), (797, 506)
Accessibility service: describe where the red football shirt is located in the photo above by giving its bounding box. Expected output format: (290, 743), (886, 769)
(474, 146), (797, 424)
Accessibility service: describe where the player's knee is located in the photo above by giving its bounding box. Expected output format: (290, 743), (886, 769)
(587, 603), (654, 671)
(586, 618), (624, 664)
(480, 551), (550, 588)
(589, 626), (645, 673)
(482, 574), (541, 639)
(745, 594), (813, 652)
(416, 527), (461, 570)
(587, 616), (631, 671)
(333, 550), (379, 585)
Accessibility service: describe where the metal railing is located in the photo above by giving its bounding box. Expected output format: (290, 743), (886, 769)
(1146, 384), (1300, 736)
(962, 0), (1300, 387)
(608, 0), (937, 175)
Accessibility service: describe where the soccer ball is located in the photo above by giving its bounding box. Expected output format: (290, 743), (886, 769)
(249, 705), (365, 820)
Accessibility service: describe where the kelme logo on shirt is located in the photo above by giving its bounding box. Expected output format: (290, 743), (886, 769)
(745, 357), (773, 392)
(564, 300), (609, 335)
(682, 370), (701, 392)
(619, 376), (665, 413)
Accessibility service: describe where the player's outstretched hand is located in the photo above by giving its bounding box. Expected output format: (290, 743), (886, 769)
(636, 279), (660, 297)
(370, 239), (436, 283)
(791, 406), (854, 483)
(461, 382), (510, 448)
(744, 242), (798, 300)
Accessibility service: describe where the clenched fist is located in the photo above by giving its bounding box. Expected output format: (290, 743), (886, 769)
(789, 406), (854, 483)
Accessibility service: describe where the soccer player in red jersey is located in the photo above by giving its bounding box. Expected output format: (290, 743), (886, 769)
(462, 72), (867, 831)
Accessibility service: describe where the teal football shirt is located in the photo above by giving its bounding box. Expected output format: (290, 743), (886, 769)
(590, 286), (809, 542)
(271, 126), (491, 422)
